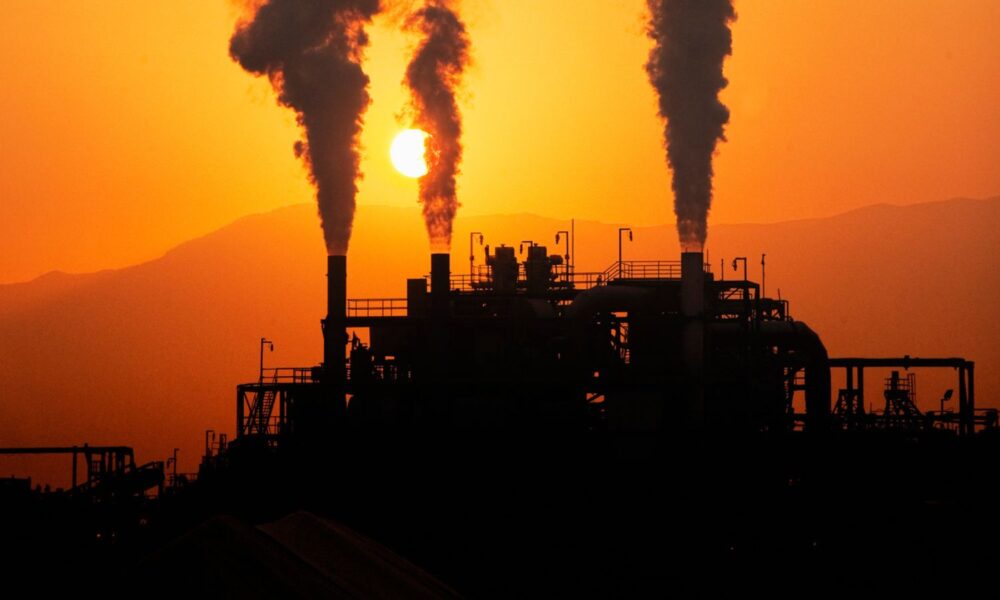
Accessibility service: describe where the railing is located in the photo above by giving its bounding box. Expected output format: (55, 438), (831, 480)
(347, 298), (408, 317)
(449, 260), (709, 293)
(258, 367), (316, 384)
(602, 260), (681, 281)
(346, 260), (716, 310)
(449, 273), (493, 292)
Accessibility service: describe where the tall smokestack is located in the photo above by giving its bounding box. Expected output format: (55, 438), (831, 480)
(681, 251), (705, 428)
(325, 255), (348, 382)
(405, 1), (471, 251)
(229, 0), (381, 255)
(430, 253), (451, 316)
(681, 251), (704, 319)
(646, 0), (735, 251)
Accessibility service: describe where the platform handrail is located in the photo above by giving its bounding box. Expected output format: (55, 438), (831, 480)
(347, 298), (408, 317)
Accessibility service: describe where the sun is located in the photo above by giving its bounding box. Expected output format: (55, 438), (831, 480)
(390, 129), (429, 178)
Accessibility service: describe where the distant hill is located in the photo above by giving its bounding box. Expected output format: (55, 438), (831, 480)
(2, 197), (998, 485)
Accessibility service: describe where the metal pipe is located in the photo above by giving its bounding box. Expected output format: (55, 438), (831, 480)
(469, 232), (483, 280)
(732, 257), (747, 282)
(618, 228), (633, 276)
(710, 320), (831, 432)
(968, 363), (976, 435)
(761, 253), (767, 298)
(556, 230), (569, 279)
(564, 285), (653, 319)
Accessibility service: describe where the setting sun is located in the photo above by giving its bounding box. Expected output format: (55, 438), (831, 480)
(390, 129), (429, 178)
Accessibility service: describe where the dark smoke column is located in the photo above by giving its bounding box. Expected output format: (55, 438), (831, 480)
(229, 0), (381, 255)
(646, 0), (735, 251)
(405, 1), (471, 251)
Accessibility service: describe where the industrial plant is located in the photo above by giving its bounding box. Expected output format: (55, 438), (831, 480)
(2, 0), (996, 593)
(3, 238), (995, 595)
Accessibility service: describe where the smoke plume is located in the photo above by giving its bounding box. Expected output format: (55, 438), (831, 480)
(230, 0), (381, 255)
(646, 0), (735, 251)
(404, 1), (470, 251)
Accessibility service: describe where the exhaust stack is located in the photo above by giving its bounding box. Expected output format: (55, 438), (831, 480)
(431, 253), (451, 316)
(324, 254), (348, 382)
(681, 252), (705, 428)
(681, 252), (704, 318)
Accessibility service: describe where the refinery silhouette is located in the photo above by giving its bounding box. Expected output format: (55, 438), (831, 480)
(2, 0), (998, 596)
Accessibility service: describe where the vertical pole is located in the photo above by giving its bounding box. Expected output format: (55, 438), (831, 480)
(846, 366), (854, 418)
(858, 367), (865, 416)
(259, 338), (265, 385)
(968, 362), (975, 435)
(71, 448), (77, 489)
(761, 254), (766, 298)
(618, 233), (622, 274)
(278, 390), (284, 435)
(563, 232), (570, 279)
(258, 340), (265, 434)
(237, 389), (244, 438)
(83, 444), (90, 486)
(571, 219), (575, 276)
(958, 366), (968, 436)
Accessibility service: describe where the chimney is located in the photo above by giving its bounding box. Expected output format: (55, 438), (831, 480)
(681, 251), (705, 429)
(324, 254), (348, 382)
(681, 252), (704, 318)
(430, 253), (450, 316)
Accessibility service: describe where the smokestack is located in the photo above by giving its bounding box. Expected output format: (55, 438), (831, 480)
(325, 255), (347, 381)
(681, 252), (704, 318)
(681, 251), (705, 428)
(431, 253), (451, 316)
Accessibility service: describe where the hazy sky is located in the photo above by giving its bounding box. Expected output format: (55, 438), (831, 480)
(1, 0), (997, 282)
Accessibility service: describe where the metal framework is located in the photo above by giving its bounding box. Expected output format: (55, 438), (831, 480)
(0, 445), (163, 496)
(830, 356), (986, 435)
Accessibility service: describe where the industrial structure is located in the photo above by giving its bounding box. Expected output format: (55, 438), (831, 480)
(2, 238), (998, 595)
(228, 243), (989, 450)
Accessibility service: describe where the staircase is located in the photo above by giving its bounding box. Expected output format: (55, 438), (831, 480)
(245, 371), (280, 436)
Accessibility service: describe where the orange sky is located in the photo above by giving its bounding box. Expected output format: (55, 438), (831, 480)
(1, 0), (998, 283)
